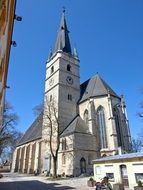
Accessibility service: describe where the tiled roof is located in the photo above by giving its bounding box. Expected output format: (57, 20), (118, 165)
(17, 113), (43, 146)
(80, 73), (118, 103)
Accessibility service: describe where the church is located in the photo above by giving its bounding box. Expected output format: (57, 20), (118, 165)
(11, 12), (132, 177)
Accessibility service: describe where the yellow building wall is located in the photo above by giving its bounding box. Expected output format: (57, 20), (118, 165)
(93, 158), (143, 190)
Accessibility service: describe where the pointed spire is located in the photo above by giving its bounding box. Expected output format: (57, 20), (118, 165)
(54, 9), (72, 54)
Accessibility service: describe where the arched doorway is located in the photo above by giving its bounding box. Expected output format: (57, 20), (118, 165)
(43, 152), (51, 175)
(120, 164), (129, 187)
(80, 157), (86, 174)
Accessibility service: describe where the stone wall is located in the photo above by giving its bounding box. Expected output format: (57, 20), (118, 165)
(11, 139), (42, 174)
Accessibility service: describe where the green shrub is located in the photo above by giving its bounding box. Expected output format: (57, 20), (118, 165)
(89, 177), (94, 181)
(137, 181), (143, 187)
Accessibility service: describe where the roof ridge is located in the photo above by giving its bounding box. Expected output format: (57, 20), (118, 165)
(91, 74), (98, 98)
(100, 77), (118, 96)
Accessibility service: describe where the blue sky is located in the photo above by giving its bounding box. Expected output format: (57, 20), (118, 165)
(6, 0), (143, 137)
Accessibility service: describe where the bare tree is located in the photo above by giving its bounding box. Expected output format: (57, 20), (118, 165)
(0, 101), (21, 157)
(137, 88), (143, 118)
(0, 131), (23, 162)
(137, 102), (143, 118)
(133, 88), (143, 152)
(44, 97), (60, 178)
(131, 138), (143, 152)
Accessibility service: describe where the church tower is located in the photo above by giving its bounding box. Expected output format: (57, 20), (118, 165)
(44, 11), (80, 133)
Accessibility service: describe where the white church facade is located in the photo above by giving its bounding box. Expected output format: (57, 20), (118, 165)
(11, 12), (132, 177)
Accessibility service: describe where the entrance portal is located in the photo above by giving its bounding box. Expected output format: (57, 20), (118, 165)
(43, 152), (51, 174)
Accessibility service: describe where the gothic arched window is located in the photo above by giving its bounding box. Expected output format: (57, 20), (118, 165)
(97, 106), (108, 149)
(84, 109), (89, 126)
(67, 64), (71, 72)
(113, 108), (122, 147)
(80, 157), (86, 174)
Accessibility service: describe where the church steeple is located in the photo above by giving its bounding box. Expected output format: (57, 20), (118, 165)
(54, 10), (72, 54)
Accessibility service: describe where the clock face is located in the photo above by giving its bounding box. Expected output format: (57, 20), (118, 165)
(66, 76), (73, 85)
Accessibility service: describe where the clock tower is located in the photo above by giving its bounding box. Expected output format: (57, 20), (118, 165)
(44, 11), (80, 133)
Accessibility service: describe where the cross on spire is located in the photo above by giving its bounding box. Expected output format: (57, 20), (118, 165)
(54, 10), (72, 54)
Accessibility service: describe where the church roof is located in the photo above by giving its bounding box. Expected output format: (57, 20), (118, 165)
(54, 11), (72, 54)
(80, 73), (118, 103)
(60, 115), (91, 137)
(17, 113), (43, 146)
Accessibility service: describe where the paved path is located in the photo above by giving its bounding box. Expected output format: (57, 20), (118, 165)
(0, 173), (95, 190)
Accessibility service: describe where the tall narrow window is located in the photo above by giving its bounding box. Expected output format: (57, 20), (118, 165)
(62, 138), (66, 150)
(51, 66), (54, 74)
(68, 94), (72, 101)
(50, 95), (52, 102)
(113, 108), (122, 147)
(80, 157), (86, 174)
(67, 64), (71, 71)
(97, 106), (108, 149)
(84, 109), (89, 126)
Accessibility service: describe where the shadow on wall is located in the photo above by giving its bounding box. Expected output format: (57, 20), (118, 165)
(0, 180), (75, 190)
